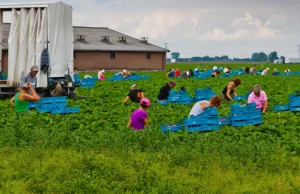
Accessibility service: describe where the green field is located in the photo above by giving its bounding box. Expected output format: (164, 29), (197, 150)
(1, 63), (300, 193)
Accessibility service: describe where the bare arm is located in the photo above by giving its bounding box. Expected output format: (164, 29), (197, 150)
(123, 96), (130, 103)
(166, 72), (170, 78)
(141, 92), (145, 99)
(127, 119), (132, 128)
(262, 100), (268, 113)
(10, 96), (15, 107)
(144, 118), (150, 128)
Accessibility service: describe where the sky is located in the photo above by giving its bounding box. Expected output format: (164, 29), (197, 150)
(1, 0), (300, 58)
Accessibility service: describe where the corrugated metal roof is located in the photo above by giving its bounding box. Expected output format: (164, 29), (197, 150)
(1, 23), (168, 53)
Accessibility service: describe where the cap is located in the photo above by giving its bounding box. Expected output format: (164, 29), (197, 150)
(140, 98), (150, 106)
(130, 84), (137, 89)
(31, 65), (39, 72)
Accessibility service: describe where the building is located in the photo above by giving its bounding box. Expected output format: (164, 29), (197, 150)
(274, 59), (283, 64)
(285, 58), (300, 64)
(1, 23), (169, 73)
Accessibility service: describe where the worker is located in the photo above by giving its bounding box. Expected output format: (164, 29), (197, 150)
(20, 65), (39, 89)
(250, 65), (257, 75)
(245, 66), (250, 74)
(98, 69), (105, 81)
(211, 70), (220, 77)
(158, 80), (176, 100)
(272, 68), (278, 75)
(127, 98), (151, 130)
(181, 69), (188, 78)
(175, 68), (180, 77)
(189, 96), (222, 118)
(248, 84), (268, 113)
(222, 78), (241, 101)
(10, 83), (40, 113)
(166, 69), (175, 78)
(284, 68), (291, 74)
(261, 67), (269, 76)
(123, 84), (145, 103)
(188, 69), (194, 78)
(213, 65), (218, 71)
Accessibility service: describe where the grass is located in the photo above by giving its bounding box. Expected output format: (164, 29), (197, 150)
(1, 63), (300, 193)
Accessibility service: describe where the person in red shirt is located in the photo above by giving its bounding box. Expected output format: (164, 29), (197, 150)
(175, 68), (180, 77)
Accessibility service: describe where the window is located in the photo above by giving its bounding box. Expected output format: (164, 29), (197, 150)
(110, 52), (116, 59)
(146, 52), (151, 59)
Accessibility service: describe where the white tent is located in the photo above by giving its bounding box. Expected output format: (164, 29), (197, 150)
(0, 1), (74, 87)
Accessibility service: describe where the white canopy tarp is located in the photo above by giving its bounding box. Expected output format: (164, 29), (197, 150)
(2, 1), (73, 87)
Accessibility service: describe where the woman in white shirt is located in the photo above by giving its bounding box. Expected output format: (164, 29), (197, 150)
(189, 96), (222, 118)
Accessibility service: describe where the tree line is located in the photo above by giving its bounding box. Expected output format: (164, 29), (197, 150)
(168, 51), (285, 63)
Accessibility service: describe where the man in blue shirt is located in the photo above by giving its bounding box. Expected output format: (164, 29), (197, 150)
(20, 65), (39, 89)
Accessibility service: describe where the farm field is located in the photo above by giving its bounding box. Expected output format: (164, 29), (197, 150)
(1, 63), (300, 193)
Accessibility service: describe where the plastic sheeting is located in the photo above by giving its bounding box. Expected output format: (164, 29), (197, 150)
(7, 9), (20, 86)
(47, 2), (73, 78)
(6, 2), (73, 87)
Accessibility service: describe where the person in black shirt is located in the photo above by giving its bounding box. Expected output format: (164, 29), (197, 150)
(222, 78), (241, 101)
(158, 80), (176, 100)
(123, 84), (145, 103)
(245, 66), (250, 74)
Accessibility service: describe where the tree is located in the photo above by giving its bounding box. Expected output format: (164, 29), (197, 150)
(258, 52), (268, 62)
(268, 51), (279, 62)
(171, 52), (180, 60)
(251, 53), (259, 61)
(280, 56), (286, 63)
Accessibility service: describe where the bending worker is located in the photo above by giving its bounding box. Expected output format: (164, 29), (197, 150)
(189, 96), (222, 118)
(248, 84), (268, 113)
(123, 84), (145, 103)
(158, 80), (176, 100)
(10, 83), (40, 113)
(222, 78), (241, 101)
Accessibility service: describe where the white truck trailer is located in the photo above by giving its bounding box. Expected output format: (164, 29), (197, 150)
(0, 1), (74, 96)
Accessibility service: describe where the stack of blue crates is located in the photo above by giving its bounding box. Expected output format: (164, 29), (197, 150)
(157, 90), (194, 105)
(273, 94), (300, 112)
(194, 70), (213, 79)
(160, 123), (183, 132)
(195, 87), (216, 101)
(80, 78), (95, 88)
(28, 96), (80, 114)
(107, 74), (149, 82)
(230, 103), (262, 127)
(289, 94), (300, 112)
(183, 106), (220, 132)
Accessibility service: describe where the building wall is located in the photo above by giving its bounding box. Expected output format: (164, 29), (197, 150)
(74, 51), (166, 71)
(1, 51), (166, 74)
(2, 51), (8, 74)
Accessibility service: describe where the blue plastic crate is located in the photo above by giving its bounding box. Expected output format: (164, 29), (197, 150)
(37, 107), (53, 113)
(160, 123), (183, 132)
(233, 95), (248, 101)
(184, 118), (219, 126)
(51, 106), (80, 114)
(231, 116), (262, 127)
(186, 124), (220, 132)
(219, 116), (231, 126)
(28, 102), (41, 109)
(273, 104), (290, 111)
(290, 107), (300, 112)
(230, 103), (256, 114)
(231, 111), (262, 121)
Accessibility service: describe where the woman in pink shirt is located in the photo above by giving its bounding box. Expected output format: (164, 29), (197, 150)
(248, 85), (268, 112)
(127, 98), (150, 130)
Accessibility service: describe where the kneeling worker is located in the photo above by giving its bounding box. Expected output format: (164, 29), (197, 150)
(189, 96), (222, 118)
(158, 80), (176, 100)
(248, 84), (268, 113)
(222, 78), (241, 101)
(123, 84), (145, 103)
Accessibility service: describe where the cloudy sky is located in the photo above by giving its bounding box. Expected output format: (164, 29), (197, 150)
(1, 0), (300, 58)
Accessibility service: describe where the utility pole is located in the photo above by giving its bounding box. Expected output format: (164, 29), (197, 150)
(165, 43), (169, 59)
(298, 44), (300, 58)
